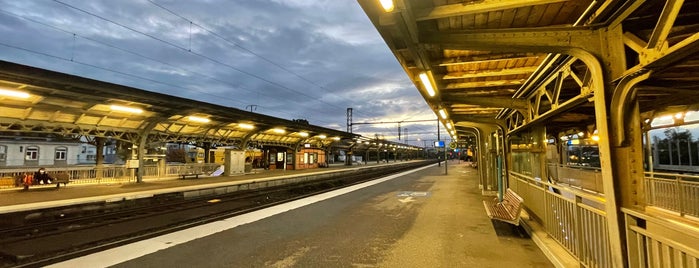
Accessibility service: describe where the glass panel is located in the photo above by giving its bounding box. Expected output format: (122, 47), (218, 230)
(649, 124), (699, 169)
(26, 146), (39, 160)
(55, 147), (67, 160)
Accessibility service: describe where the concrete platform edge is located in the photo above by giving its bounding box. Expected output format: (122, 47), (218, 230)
(0, 162), (423, 214)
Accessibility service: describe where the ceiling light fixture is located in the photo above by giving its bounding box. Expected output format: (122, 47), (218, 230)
(110, 105), (143, 114)
(439, 109), (447, 119)
(188, 116), (210, 123)
(238, 123), (255, 129)
(0, 88), (30, 99)
(419, 72), (436, 97)
(379, 0), (394, 12)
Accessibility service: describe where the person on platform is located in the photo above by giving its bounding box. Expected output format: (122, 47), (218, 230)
(34, 167), (53, 184)
(21, 172), (33, 190)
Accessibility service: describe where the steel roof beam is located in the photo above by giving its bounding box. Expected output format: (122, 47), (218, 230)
(445, 80), (525, 90)
(442, 96), (528, 110)
(439, 55), (541, 67)
(443, 66), (539, 79)
(420, 26), (604, 57)
(412, 0), (571, 21)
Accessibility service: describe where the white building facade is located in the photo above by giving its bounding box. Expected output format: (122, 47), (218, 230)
(0, 139), (96, 167)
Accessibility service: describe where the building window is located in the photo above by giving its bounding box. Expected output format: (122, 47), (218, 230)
(55, 147), (67, 160)
(0, 145), (6, 161)
(25, 146), (39, 160)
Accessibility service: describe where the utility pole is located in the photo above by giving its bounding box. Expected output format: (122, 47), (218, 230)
(397, 122), (401, 140)
(437, 119), (441, 167)
(347, 108), (353, 133)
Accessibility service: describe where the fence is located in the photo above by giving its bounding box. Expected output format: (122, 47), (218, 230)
(623, 208), (699, 267)
(509, 171), (611, 267)
(547, 163), (604, 193)
(644, 171), (699, 218)
(0, 163), (221, 188)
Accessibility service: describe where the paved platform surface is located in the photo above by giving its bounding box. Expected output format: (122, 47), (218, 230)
(49, 161), (553, 267)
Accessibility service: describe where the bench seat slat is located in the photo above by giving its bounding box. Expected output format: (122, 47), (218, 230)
(483, 189), (523, 226)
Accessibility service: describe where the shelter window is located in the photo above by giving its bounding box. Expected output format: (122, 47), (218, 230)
(563, 138), (600, 168)
(648, 124), (699, 167)
(303, 152), (317, 164)
(25, 146), (39, 160)
(0, 145), (6, 162)
(55, 147), (67, 160)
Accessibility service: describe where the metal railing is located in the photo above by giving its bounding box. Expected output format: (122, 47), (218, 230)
(547, 163), (604, 193)
(0, 163), (222, 188)
(644, 171), (699, 218)
(623, 208), (699, 267)
(509, 171), (611, 267)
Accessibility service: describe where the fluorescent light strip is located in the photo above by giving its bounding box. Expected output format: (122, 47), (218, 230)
(439, 109), (447, 119)
(419, 72), (436, 97)
(379, 0), (394, 12)
(0, 88), (30, 99)
(188, 116), (210, 123)
(110, 105), (143, 114)
(238, 123), (255, 129)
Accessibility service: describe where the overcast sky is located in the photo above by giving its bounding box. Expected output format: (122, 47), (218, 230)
(0, 0), (441, 146)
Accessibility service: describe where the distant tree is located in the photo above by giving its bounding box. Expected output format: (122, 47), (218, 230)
(663, 128), (693, 165)
(292, 119), (309, 125)
(115, 141), (132, 163)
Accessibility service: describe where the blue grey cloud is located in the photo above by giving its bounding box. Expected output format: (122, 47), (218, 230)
(0, 0), (438, 144)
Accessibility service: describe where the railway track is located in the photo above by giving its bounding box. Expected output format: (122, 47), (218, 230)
(0, 162), (432, 267)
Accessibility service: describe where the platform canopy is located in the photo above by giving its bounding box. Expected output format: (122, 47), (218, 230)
(0, 60), (358, 149)
(358, 0), (699, 138)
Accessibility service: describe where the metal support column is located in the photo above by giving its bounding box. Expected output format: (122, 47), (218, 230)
(136, 121), (158, 183)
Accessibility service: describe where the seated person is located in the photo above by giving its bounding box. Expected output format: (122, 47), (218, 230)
(34, 168), (53, 184)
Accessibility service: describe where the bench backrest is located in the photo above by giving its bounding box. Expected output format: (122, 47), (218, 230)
(502, 189), (524, 218)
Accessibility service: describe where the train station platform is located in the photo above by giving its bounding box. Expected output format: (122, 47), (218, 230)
(46, 161), (553, 267)
(0, 161), (417, 214)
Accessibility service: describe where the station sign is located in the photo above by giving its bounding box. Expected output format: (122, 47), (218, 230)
(434, 141), (445, 147)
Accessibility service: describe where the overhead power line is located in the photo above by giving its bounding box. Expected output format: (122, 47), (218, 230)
(146, 0), (384, 119)
(52, 0), (381, 120)
(0, 9), (338, 125)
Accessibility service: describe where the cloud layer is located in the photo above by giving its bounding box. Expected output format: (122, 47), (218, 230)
(0, 0), (439, 144)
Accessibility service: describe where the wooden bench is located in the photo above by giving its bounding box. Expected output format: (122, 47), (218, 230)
(16, 172), (71, 190)
(483, 188), (524, 226)
(53, 173), (71, 188)
(179, 173), (202, 179)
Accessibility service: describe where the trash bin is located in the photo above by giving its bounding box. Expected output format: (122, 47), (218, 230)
(244, 163), (252, 173)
